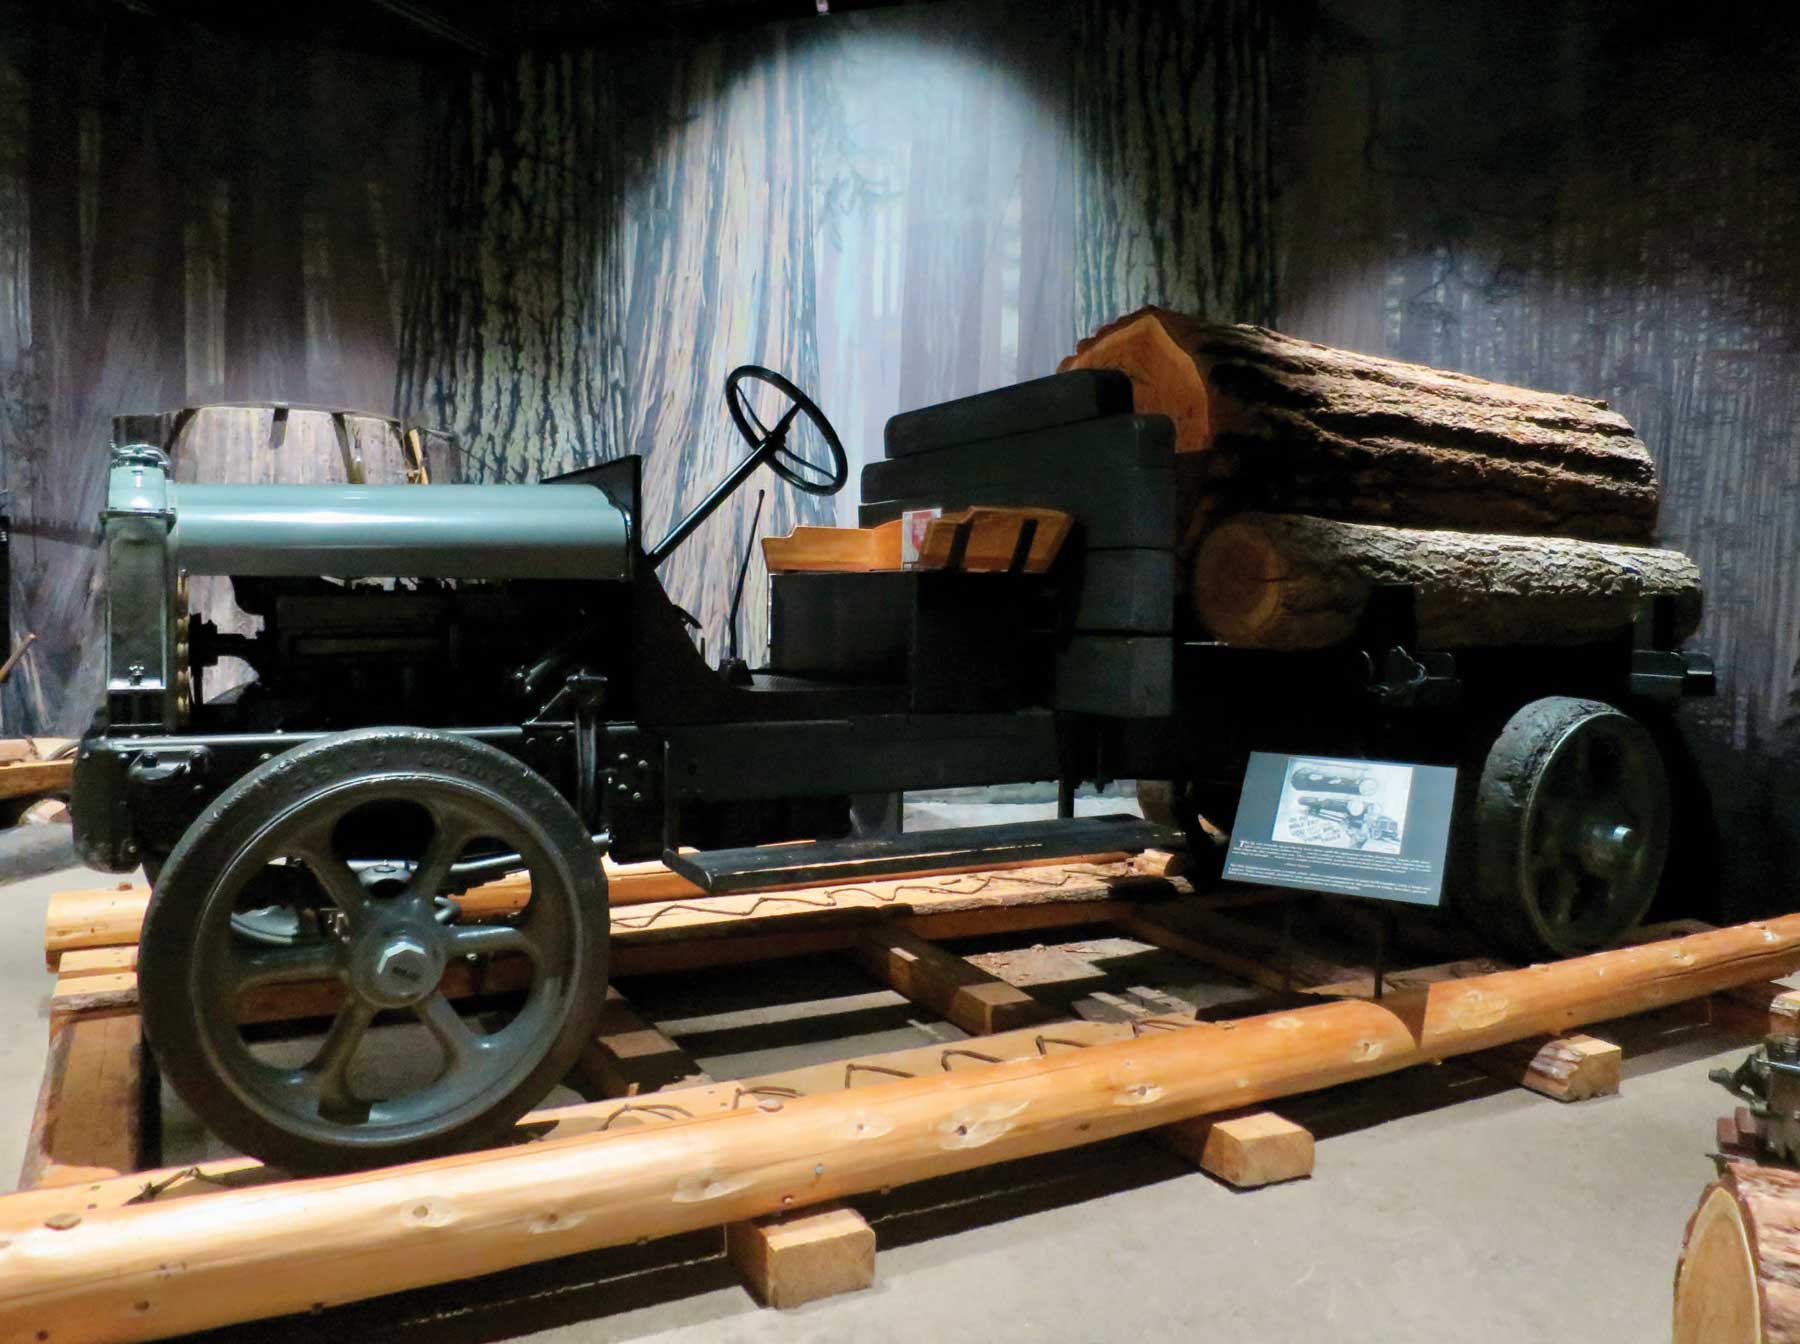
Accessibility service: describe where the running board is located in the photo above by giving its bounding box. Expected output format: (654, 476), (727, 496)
(664, 814), (1182, 895)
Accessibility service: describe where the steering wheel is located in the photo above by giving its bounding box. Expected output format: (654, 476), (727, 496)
(725, 365), (848, 496)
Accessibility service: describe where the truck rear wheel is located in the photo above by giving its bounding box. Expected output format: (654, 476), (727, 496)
(140, 727), (607, 1173)
(1465, 696), (1670, 960)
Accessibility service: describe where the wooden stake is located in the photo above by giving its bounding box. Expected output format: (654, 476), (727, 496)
(726, 1204), (875, 1308)
(7, 917), (1800, 1340)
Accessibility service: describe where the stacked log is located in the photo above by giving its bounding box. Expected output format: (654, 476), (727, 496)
(1673, 1160), (1800, 1343)
(1059, 306), (1700, 650)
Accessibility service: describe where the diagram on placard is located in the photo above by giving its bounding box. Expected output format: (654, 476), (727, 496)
(1272, 757), (1413, 853)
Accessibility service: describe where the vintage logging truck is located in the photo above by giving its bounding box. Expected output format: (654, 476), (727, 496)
(71, 365), (1711, 1171)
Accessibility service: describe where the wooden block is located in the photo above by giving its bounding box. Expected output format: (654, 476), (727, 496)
(1470, 1032), (1620, 1101)
(1159, 1110), (1313, 1188)
(855, 926), (1053, 1034)
(576, 988), (712, 1098)
(0, 739), (32, 764)
(21, 797), (70, 825)
(19, 1015), (150, 1189)
(726, 1204), (876, 1309)
(1711, 981), (1800, 1037)
(53, 946), (139, 980)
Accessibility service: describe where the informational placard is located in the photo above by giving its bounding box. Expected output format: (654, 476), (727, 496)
(1221, 752), (1457, 907)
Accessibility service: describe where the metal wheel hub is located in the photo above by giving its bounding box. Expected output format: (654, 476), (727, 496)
(1519, 714), (1662, 939)
(352, 925), (447, 1010)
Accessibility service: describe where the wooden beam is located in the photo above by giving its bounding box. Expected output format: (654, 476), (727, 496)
(1117, 898), (1354, 993)
(1157, 1110), (1313, 1188)
(46, 897), (1128, 1027)
(0, 1021), (1138, 1231)
(1305, 956), (1513, 999)
(18, 1015), (151, 1190)
(1467, 1032), (1621, 1102)
(0, 757), (73, 800)
(9, 917), (1800, 1339)
(854, 927), (1053, 1035)
(577, 988), (711, 1098)
(725, 1205), (876, 1308)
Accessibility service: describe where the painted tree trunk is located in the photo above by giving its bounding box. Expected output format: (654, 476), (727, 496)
(1072, 0), (1274, 330)
(621, 29), (831, 665)
(396, 51), (628, 485)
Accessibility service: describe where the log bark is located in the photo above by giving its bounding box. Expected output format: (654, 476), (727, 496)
(6, 916), (1800, 1340)
(1674, 1161), (1800, 1343)
(1058, 307), (1661, 544)
(1191, 512), (1701, 650)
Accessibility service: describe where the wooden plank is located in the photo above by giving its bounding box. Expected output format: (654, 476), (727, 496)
(1158, 1110), (1314, 1188)
(53, 946), (139, 980)
(915, 506), (1073, 572)
(44, 851), (1164, 968)
(854, 926), (1053, 1035)
(577, 988), (711, 1098)
(16, 917), (1796, 1338)
(1467, 1032), (1621, 1102)
(0, 758), (72, 800)
(762, 519), (903, 573)
(18, 1016), (149, 1189)
(726, 1205), (875, 1308)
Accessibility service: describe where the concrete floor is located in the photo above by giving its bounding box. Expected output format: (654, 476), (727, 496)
(0, 823), (1752, 1344)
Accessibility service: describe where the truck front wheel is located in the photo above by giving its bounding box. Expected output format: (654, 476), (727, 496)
(139, 727), (608, 1173)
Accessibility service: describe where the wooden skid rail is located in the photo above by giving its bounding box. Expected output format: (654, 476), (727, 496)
(5, 915), (1800, 1341)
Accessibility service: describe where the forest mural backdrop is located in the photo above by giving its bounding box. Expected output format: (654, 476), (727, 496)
(0, 0), (1794, 911)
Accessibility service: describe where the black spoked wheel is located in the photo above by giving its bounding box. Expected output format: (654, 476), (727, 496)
(140, 728), (607, 1173)
(1469, 696), (1670, 960)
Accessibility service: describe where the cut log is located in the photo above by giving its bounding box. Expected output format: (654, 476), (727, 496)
(1191, 512), (1701, 651)
(1674, 1160), (1800, 1343)
(8, 916), (1798, 1340)
(1059, 307), (1660, 544)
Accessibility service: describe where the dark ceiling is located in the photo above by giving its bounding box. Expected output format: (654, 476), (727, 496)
(97, 0), (944, 60)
